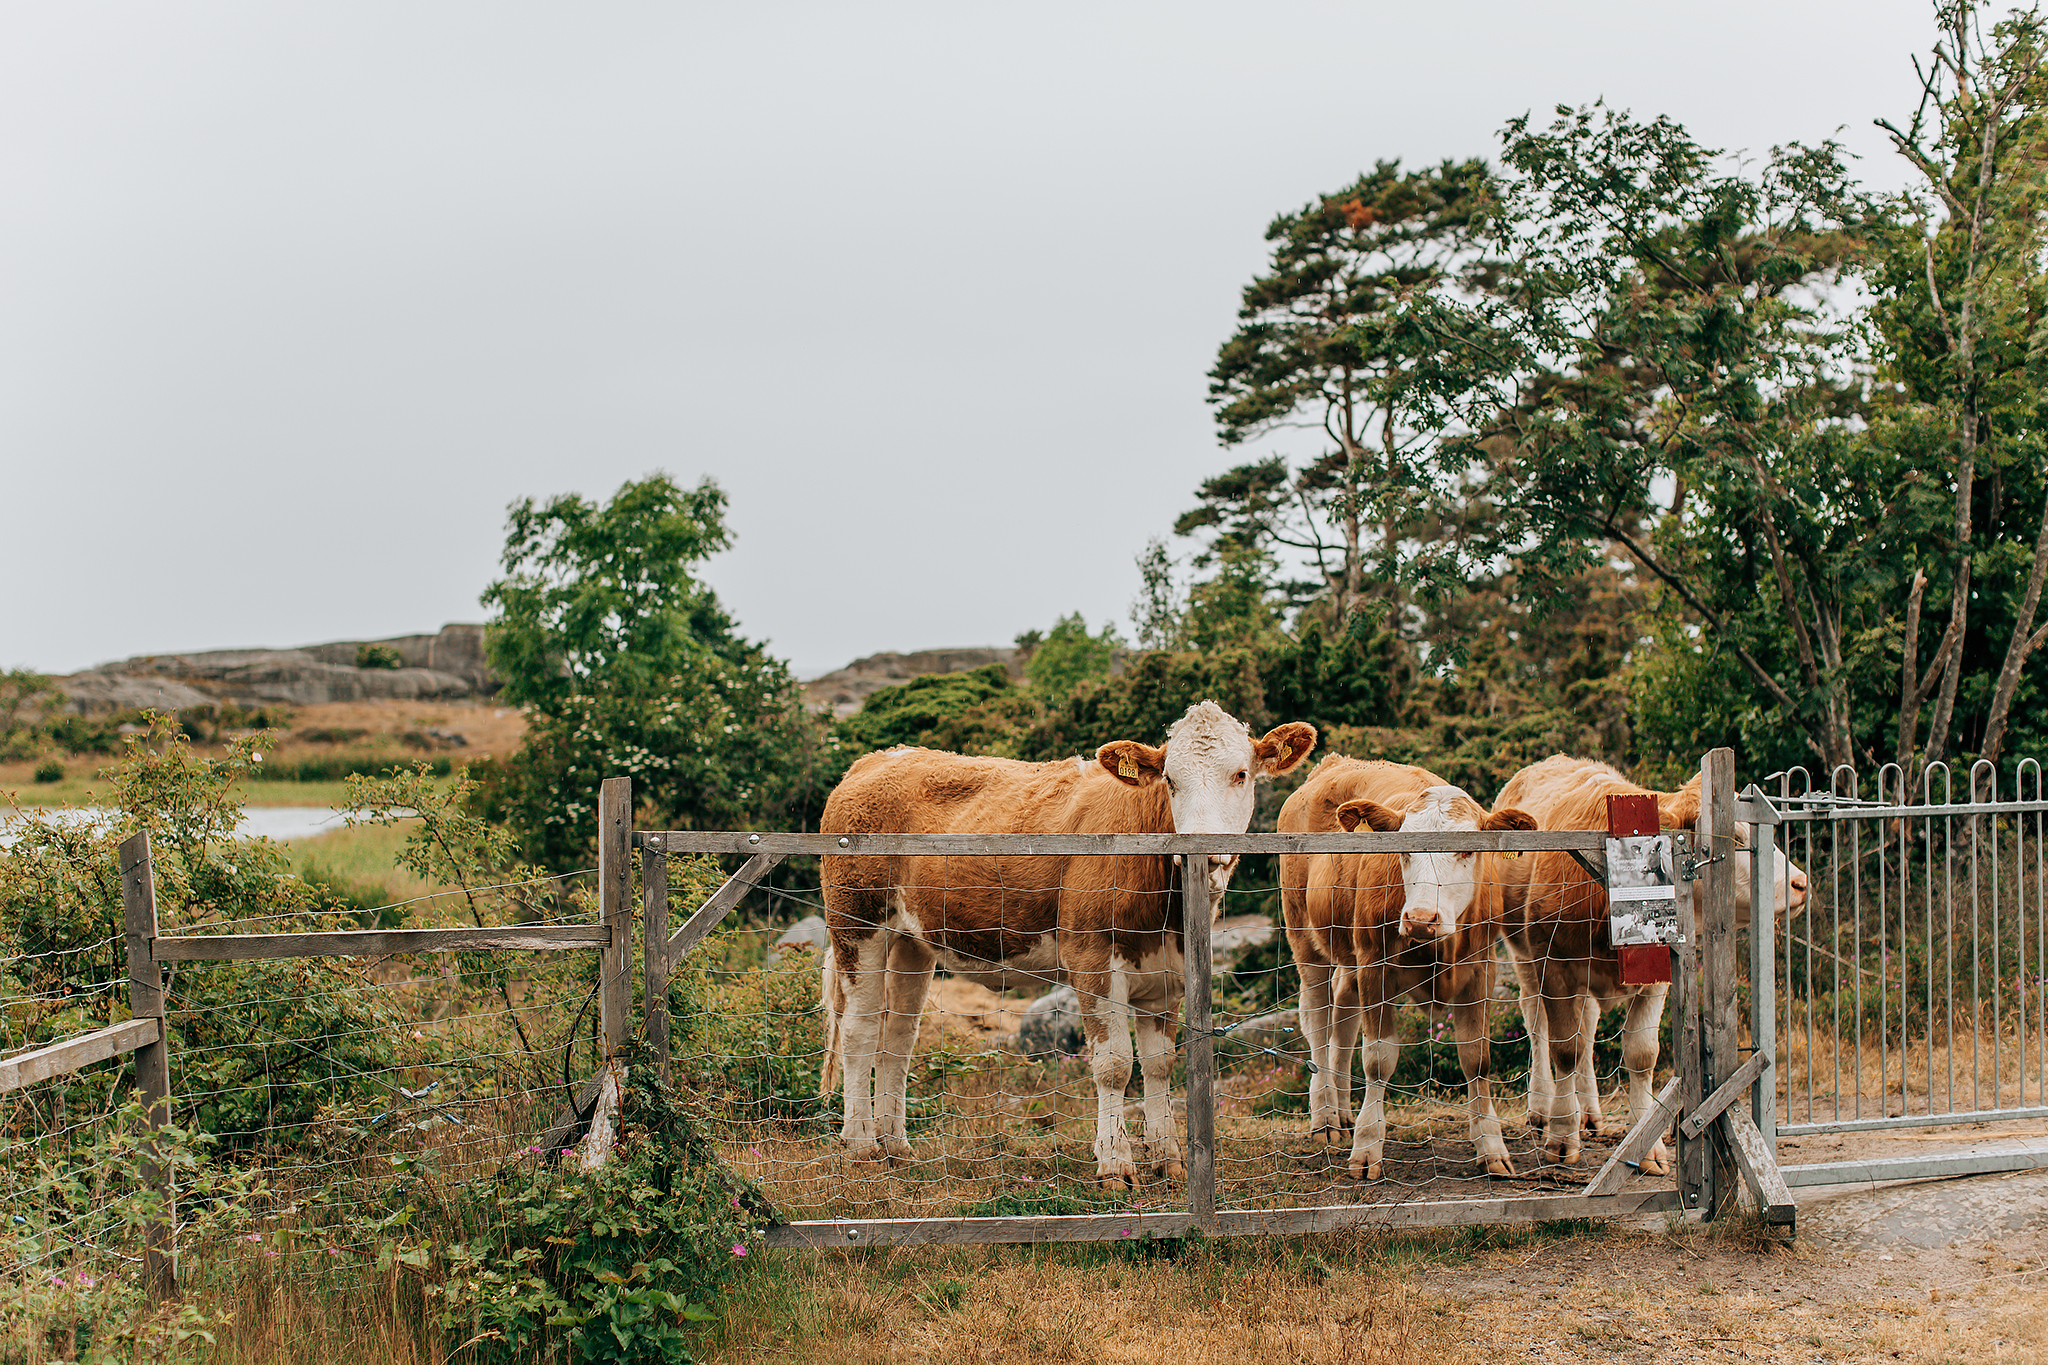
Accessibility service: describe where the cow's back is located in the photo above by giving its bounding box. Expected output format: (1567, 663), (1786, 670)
(1494, 754), (1701, 937)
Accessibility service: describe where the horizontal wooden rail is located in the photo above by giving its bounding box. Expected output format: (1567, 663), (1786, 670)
(763, 1188), (1681, 1247)
(153, 924), (610, 962)
(638, 830), (1609, 857)
(0, 1018), (160, 1094)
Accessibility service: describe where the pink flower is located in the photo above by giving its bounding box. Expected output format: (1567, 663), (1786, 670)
(264, 1251), (279, 1259)
(244, 1233), (263, 1243)
(748, 1147), (763, 1160)
(326, 1247), (344, 1257)
(731, 1243), (747, 1257)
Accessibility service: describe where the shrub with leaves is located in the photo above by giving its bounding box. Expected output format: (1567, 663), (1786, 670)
(432, 1068), (770, 1365)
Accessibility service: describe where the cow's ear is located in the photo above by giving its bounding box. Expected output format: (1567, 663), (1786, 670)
(1484, 807), (1537, 834)
(1336, 799), (1403, 834)
(1098, 740), (1167, 787)
(1662, 776), (1702, 829)
(1253, 722), (1317, 776)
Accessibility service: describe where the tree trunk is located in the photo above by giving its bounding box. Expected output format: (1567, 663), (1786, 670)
(1979, 492), (2048, 766)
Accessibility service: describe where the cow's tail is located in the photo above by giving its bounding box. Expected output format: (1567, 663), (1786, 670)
(818, 943), (843, 1100)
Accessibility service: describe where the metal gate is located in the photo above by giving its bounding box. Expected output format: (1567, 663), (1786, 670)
(1740, 761), (2048, 1185)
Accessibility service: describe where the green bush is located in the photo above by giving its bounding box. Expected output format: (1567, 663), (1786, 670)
(356, 644), (405, 670)
(669, 917), (829, 1126)
(433, 1069), (769, 1365)
(31, 759), (64, 784)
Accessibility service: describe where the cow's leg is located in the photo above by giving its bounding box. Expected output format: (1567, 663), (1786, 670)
(1294, 955), (1345, 1143)
(1073, 963), (1139, 1187)
(1620, 983), (1672, 1175)
(872, 934), (937, 1162)
(1576, 993), (1603, 1134)
(1539, 975), (1587, 1165)
(1330, 966), (1364, 1135)
(1514, 952), (1553, 1131)
(1450, 980), (1515, 1178)
(1132, 973), (1184, 1180)
(818, 944), (844, 1101)
(1345, 990), (1399, 1181)
(834, 929), (892, 1159)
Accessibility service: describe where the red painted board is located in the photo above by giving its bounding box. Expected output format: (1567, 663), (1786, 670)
(1618, 943), (1673, 984)
(1606, 793), (1660, 839)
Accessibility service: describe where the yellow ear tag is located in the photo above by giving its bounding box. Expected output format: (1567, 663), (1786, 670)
(1275, 743), (1292, 766)
(1118, 756), (1139, 780)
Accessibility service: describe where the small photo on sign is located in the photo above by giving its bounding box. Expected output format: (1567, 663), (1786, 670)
(1607, 833), (1679, 947)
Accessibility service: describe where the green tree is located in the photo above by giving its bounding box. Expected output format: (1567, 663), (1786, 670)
(1204, 160), (1502, 630)
(1023, 613), (1120, 698)
(1871, 2), (2048, 772)
(480, 475), (835, 866)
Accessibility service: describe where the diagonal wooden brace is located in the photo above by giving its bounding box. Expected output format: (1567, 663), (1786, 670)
(1678, 1049), (1770, 1141)
(1721, 1106), (1796, 1229)
(1585, 1076), (1682, 1197)
(1566, 847), (1607, 882)
(665, 852), (786, 966)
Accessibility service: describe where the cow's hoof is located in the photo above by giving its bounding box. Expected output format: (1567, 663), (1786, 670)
(879, 1134), (913, 1165)
(1543, 1139), (1581, 1166)
(848, 1142), (889, 1163)
(1582, 1113), (1603, 1134)
(1523, 1110), (1547, 1130)
(1311, 1124), (1350, 1148)
(1347, 1157), (1383, 1181)
(1097, 1162), (1146, 1195)
(1481, 1155), (1517, 1178)
(1158, 1160), (1186, 1182)
(1639, 1145), (1670, 1178)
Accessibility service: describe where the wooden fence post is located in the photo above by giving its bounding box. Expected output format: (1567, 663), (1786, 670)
(597, 778), (633, 1061)
(1182, 853), (1216, 1231)
(1675, 763), (1708, 1215)
(642, 834), (671, 1084)
(119, 832), (175, 1300)
(1700, 748), (1742, 1218)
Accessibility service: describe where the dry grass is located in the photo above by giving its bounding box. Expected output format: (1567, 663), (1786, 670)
(1773, 1010), (2048, 1127)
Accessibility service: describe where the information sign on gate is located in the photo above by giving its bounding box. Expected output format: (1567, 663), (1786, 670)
(1606, 793), (1676, 984)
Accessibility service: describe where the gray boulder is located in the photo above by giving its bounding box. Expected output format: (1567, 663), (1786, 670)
(1211, 916), (1275, 965)
(773, 915), (831, 955)
(1016, 984), (1084, 1060)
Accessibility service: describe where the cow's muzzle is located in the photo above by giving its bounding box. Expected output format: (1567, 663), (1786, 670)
(1399, 908), (1450, 938)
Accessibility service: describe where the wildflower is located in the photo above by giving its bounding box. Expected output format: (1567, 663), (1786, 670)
(1119, 1227), (1132, 1238)
(731, 1243), (748, 1258)
(749, 1147), (763, 1160)
(264, 1251), (279, 1259)
(326, 1247), (344, 1257)
(245, 1233), (263, 1243)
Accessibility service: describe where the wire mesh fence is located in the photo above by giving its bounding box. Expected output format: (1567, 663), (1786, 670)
(659, 845), (1672, 1231)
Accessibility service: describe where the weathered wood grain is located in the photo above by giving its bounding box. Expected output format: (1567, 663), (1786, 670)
(643, 844), (671, 1083)
(664, 852), (784, 965)
(1701, 748), (1741, 1218)
(1678, 1050), (1770, 1141)
(1722, 1108), (1796, 1228)
(639, 830), (1607, 857)
(152, 925), (610, 961)
(120, 831), (176, 1300)
(0, 1018), (159, 1094)
(1584, 1076), (1683, 1197)
(598, 777), (633, 1060)
(1182, 865), (1215, 1229)
(761, 1189), (1684, 1247)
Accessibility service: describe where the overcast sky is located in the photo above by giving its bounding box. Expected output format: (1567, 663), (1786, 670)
(2, 1), (1948, 680)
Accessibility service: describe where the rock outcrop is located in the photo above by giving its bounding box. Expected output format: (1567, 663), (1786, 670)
(799, 648), (1021, 719)
(56, 623), (501, 713)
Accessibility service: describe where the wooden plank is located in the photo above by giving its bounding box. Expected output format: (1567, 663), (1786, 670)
(664, 852), (785, 965)
(1182, 858), (1216, 1230)
(534, 1071), (613, 1156)
(0, 1018), (159, 1094)
(761, 1190), (1684, 1247)
(597, 777), (633, 1060)
(1721, 1107), (1796, 1228)
(643, 843), (671, 1084)
(120, 831), (176, 1301)
(642, 830), (1609, 857)
(1701, 748), (1741, 1219)
(1675, 760), (1706, 1216)
(1584, 1076), (1682, 1196)
(153, 925), (610, 960)
(1678, 1050), (1771, 1141)
(1781, 1140), (2048, 1186)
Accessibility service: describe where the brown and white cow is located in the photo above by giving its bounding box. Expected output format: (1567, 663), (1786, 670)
(821, 701), (1316, 1185)
(1278, 757), (1536, 1181)
(1493, 755), (1810, 1171)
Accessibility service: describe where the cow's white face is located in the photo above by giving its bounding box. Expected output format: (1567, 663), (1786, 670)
(1707, 835), (1810, 924)
(1338, 786), (1536, 939)
(1097, 702), (1315, 903)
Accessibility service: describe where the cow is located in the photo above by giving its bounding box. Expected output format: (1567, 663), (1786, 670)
(1278, 757), (1537, 1181)
(1492, 755), (1810, 1171)
(821, 701), (1316, 1186)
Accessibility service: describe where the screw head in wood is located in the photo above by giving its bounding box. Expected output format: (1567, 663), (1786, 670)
(647, 836), (662, 851)
(749, 833), (760, 844)
(839, 837), (850, 847)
